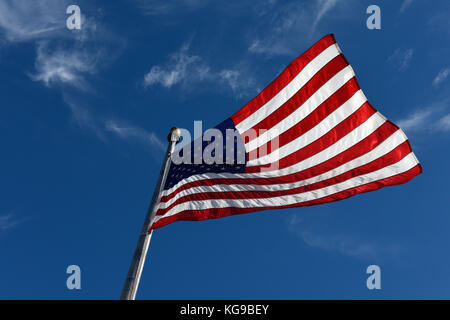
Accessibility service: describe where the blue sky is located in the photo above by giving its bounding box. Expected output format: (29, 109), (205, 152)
(0, 0), (449, 299)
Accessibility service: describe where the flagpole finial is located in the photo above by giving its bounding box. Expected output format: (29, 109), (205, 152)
(168, 127), (181, 143)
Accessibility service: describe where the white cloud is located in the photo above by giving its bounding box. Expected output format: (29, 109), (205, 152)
(299, 230), (380, 259)
(63, 96), (107, 141)
(433, 68), (450, 86)
(63, 95), (167, 155)
(135, 0), (207, 16)
(105, 119), (166, 151)
(0, 1), (164, 157)
(136, 0), (353, 63)
(135, 0), (273, 18)
(219, 70), (241, 92)
(436, 114), (450, 131)
(219, 68), (257, 97)
(0, 0), (69, 42)
(144, 42), (255, 97)
(247, 0), (353, 57)
(247, 2), (311, 57)
(144, 42), (208, 88)
(0, 1), (123, 89)
(396, 108), (434, 132)
(400, 0), (413, 13)
(30, 42), (98, 89)
(396, 98), (450, 134)
(248, 39), (290, 56)
(387, 48), (414, 71)
(28, 15), (124, 89)
(313, 0), (340, 30)
(288, 215), (400, 260)
(427, 11), (450, 38)
(0, 213), (25, 231)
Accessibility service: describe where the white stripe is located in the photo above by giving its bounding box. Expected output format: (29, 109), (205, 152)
(236, 44), (341, 133)
(247, 89), (366, 167)
(246, 65), (356, 152)
(159, 112), (386, 199)
(156, 130), (407, 210)
(154, 153), (418, 223)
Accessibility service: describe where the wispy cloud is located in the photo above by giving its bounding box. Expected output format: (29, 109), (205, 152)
(247, 2), (312, 57)
(0, 2), (124, 89)
(299, 230), (381, 259)
(396, 109), (434, 132)
(312, 0), (340, 30)
(1, 1), (164, 158)
(433, 68), (450, 87)
(136, 0), (353, 67)
(63, 96), (107, 140)
(29, 16), (124, 90)
(0, 213), (25, 231)
(219, 70), (242, 92)
(436, 114), (450, 131)
(134, 0), (270, 18)
(396, 98), (450, 134)
(105, 119), (166, 151)
(63, 95), (166, 154)
(248, 0), (353, 57)
(288, 215), (400, 260)
(387, 48), (414, 71)
(427, 11), (450, 38)
(144, 42), (208, 88)
(400, 0), (413, 13)
(135, 0), (207, 16)
(144, 41), (256, 97)
(30, 41), (99, 89)
(0, 0), (68, 42)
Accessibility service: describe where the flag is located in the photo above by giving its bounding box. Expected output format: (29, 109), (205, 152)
(150, 34), (422, 230)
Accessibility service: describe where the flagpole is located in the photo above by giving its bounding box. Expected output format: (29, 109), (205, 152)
(120, 127), (181, 300)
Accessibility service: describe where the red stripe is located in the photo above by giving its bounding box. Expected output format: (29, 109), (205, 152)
(151, 164), (422, 230)
(158, 122), (399, 206)
(246, 101), (377, 173)
(230, 34), (337, 126)
(156, 142), (412, 216)
(242, 54), (349, 143)
(250, 77), (361, 158)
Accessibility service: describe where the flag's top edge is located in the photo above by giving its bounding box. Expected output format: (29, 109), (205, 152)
(230, 34), (337, 126)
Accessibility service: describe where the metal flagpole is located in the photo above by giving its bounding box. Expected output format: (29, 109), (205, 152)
(120, 127), (181, 300)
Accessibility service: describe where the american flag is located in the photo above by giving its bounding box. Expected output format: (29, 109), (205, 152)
(150, 34), (422, 230)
